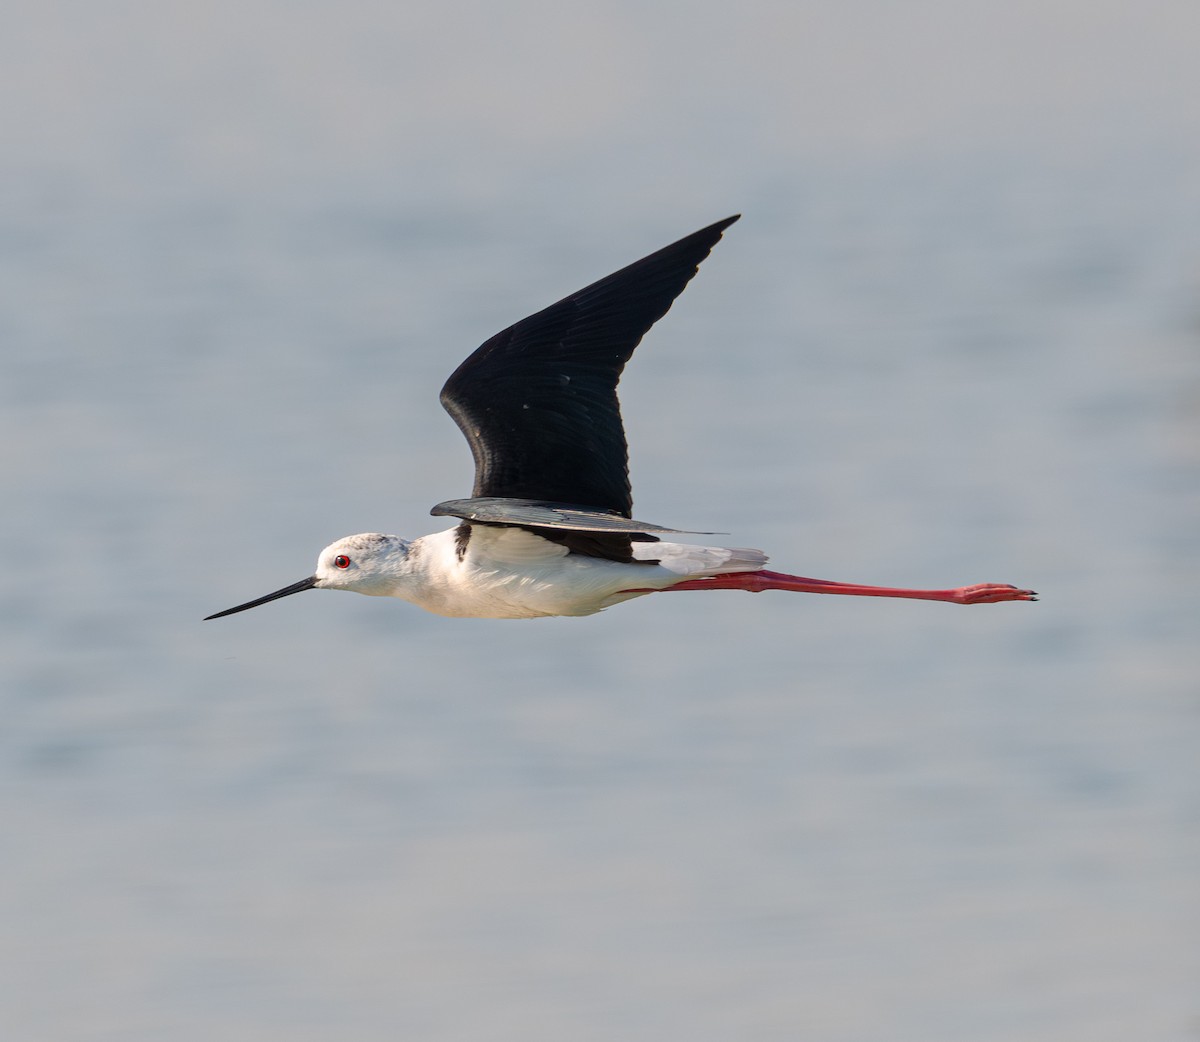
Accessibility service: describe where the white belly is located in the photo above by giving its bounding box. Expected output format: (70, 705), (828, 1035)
(397, 525), (768, 620)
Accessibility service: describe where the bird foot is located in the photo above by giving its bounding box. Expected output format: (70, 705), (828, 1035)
(949, 583), (1038, 604)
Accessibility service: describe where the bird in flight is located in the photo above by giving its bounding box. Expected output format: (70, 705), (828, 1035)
(206, 215), (1035, 621)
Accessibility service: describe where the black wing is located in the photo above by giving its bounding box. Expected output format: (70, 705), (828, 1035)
(439, 215), (740, 518)
(430, 497), (719, 533)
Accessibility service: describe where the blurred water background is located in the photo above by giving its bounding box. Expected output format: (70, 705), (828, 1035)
(3, 3), (1199, 1040)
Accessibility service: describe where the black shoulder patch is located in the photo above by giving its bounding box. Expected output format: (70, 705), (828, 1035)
(454, 523), (472, 561)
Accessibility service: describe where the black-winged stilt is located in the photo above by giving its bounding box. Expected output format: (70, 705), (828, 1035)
(206, 216), (1035, 621)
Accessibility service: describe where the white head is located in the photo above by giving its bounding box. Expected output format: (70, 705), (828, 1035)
(205, 532), (413, 619)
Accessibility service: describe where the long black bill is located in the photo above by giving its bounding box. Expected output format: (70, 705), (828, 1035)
(204, 575), (319, 620)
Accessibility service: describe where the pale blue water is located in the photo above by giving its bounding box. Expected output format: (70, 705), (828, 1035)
(2, 4), (1199, 1040)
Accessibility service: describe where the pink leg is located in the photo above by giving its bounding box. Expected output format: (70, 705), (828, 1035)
(638, 570), (1037, 605)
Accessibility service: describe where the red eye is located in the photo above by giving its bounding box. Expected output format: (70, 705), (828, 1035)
(333, 555), (351, 569)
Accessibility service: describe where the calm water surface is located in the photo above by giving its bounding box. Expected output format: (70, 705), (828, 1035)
(2, 5), (1199, 1040)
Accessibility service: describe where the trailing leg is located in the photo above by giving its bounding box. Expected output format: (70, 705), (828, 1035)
(646, 570), (1037, 604)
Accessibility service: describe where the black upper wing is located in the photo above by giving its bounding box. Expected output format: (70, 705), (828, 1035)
(439, 215), (740, 517)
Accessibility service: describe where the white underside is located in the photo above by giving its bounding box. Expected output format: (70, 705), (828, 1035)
(394, 525), (768, 619)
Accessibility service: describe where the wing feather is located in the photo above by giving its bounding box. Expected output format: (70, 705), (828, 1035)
(439, 216), (740, 517)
